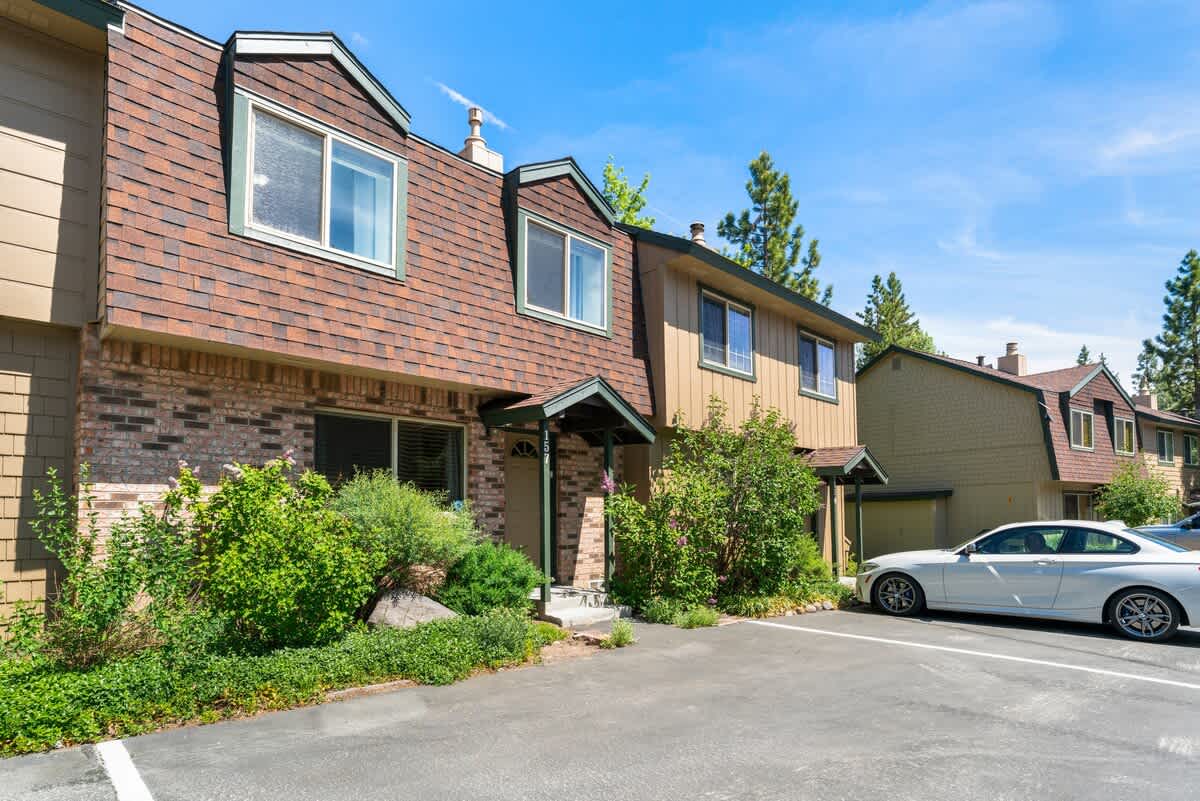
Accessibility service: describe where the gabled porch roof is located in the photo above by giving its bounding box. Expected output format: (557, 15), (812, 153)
(802, 445), (889, 485)
(479, 375), (655, 446)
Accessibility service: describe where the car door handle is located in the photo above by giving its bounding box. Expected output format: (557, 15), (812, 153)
(1035, 559), (1057, 566)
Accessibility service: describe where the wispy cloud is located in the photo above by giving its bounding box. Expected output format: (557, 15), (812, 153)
(348, 32), (369, 49)
(434, 81), (510, 131)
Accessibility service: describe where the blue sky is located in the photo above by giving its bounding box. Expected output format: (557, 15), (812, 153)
(152, 0), (1200, 387)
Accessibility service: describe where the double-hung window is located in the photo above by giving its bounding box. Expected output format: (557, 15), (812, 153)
(1113, 416), (1136, 456)
(699, 290), (754, 377)
(799, 330), (837, 400)
(519, 212), (610, 333)
(232, 90), (406, 276)
(1185, 434), (1199, 467)
(1157, 429), (1175, 464)
(1069, 408), (1094, 450)
(314, 412), (465, 501)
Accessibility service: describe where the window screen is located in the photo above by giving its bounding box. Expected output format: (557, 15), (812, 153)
(314, 413), (391, 482)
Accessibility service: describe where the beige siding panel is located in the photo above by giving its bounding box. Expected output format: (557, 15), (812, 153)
(860, 499), (938, 558)
(658, 265), (858, 447)
(0, 18), (101, 329)
(1137, 420), (1197, 516)
(0, 319), (76, 618)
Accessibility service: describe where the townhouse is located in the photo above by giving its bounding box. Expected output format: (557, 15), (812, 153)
(856, 342), (1191, 559)
(1132, 388), (1200, 510)
(1, 0), (882, 616)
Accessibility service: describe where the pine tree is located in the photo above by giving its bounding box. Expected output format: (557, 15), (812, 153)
(718, 151), (830, 302)
(1147, 250), (1200, 413)
(1076, 345), (1091, 365)
(856, 272), (936, 367)
(601, 157), (654, 228)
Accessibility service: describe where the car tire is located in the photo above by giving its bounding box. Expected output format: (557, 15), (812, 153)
(1108, 588), (1181, 643)
(871, 572), (925, 617)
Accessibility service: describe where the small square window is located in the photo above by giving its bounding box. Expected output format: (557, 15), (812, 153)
(699, 290), (754, 377)
(1070, 409), (1094, 450)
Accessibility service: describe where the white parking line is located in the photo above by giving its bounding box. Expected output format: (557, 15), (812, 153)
(747, 619), (1200, 691)
(96, 740), (155, 801)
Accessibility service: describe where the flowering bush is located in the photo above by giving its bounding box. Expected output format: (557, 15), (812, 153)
(607, 398), (822, 610)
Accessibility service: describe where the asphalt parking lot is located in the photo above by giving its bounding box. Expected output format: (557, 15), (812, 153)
(6, 607), (1200, 801)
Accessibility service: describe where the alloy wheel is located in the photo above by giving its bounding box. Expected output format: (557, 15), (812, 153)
(877, 576), (917, 614)
(1114, 593), (1174, 639)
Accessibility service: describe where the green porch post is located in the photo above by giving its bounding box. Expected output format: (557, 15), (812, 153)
(830, 480), (841, 577)
(539, 418), (552, 604)
(603, 428), (614, 589)
(854, 477), (864, 574)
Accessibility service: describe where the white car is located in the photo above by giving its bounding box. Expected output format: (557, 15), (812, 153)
(856, 520), (1200, 642)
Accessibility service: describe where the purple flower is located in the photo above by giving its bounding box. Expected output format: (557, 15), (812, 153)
(167, 476), (179, 489)
(707, 597), (718, 606)
(676, 535), (688, 547)
(717, 575), (727, 583)
(600, 471), (617, 495)
(221, 463), (243, 480)
(283, 447), (297, 467)
(177, 458), (189, 470)
(667, 517), (680, 530)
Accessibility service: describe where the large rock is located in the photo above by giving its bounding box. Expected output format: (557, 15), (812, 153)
(368, 589), (457, 629)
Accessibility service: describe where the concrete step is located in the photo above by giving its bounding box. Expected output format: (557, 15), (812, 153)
(540, 604), (631, 629)
(529, 585), (613, 611)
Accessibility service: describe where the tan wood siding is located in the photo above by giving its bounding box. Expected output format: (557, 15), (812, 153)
(1137, 419), (1198, 515)
(653, 262), (857, 448)
(0, 16), (102, 327)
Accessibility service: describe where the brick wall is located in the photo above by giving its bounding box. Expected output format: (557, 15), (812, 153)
(103, 9), (652, 416)
(1, 320), (76, 617)
(555, 437), (622, 587)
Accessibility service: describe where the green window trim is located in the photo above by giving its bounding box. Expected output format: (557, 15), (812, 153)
(1069, 407), (1095, 451)
(798, 328), (839, 403)
(228, 89), (408, 280)
(1113, 415), (1136, 456)
(513, 208), (613, 338)
(1157, 428), (1175, 464)
(697, 285), (757, 382)
(1185, 433), (1199, 467)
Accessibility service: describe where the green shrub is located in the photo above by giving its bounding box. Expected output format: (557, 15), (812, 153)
(639, 597), (683, 625)
(601, 617), (635, 648)
(608, 398), (822, 610)
(196, 460), (380, 648)
(331, 471), (480, 589)
(530, 621), (569, 648)
(676, 606), (720, 629)
(436, 542), (544, 615)
(1095, 463), (1182, 527)
(0, 613), (545, 756)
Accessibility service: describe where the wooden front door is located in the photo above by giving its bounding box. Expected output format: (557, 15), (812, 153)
(505, 436), (542, 565)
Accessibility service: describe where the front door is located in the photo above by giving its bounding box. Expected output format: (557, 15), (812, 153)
(504, 436), (542, 565)
(942, 526), (1067, 609)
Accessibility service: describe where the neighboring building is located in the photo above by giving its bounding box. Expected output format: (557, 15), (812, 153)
(1132, 387), (1200, 513)
(856, 343), (1138, 558)
(0, 0), (121, 617)
(624, 223), (887, 572)
(0, 2), (886, 617)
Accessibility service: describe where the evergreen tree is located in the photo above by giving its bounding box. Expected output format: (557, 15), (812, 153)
(1076, 345), (1091, 365)
(1146, 250), (1200, 413)
(601, 157), (654, 228)
(1134, 340), (1161, 393)
(856, 272), (936, 367)
(718, 152), (830, 303)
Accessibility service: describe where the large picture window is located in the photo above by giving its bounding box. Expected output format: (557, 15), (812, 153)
(699, 290), (754, 377)
(231, 90), (407, 277)
(799, 330), (837, 400)
(519, 212), (610, 334)
(314, 412), (465, 501)
(1069, 408), (1094, 450)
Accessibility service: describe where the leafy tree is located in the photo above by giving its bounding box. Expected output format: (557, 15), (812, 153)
(601, 157), (654, 228)
(1145, 250), (1200, 413)
(856, 272), (936, 367)
(1077, 345), (1092, 365)
(1095, 463), (1181, 527)
(718, 151), (831, 303)
(1134, 340), (1161, 394)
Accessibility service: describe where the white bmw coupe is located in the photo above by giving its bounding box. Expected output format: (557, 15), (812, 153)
(856, 521), (1200, 642)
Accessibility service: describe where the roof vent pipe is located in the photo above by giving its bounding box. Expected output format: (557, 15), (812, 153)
(997, 342), (1027, 376)
(977, 356), (986, 366)
(458, 106), (503, 172)
(690, 221), (708, 247)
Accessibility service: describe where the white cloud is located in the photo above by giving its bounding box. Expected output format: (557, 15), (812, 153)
(434, 81), (510, 131)
(349, 32), (369, 49)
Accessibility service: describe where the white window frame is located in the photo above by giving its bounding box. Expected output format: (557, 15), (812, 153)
(699, 289), (755, 377)
(522, 214), (610, 332)
(1069, 408), (1094, 451)
(241, 91), (402, 272)
(1113, 416), (1136, 456)
(314, 408), (468, 499)
(1186, 433), (1200, 467)
(1157, 428), (1175, 465)
(799, 329), (838, 401)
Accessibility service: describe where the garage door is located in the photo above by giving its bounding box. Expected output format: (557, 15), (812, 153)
(1, 320), (77, 617)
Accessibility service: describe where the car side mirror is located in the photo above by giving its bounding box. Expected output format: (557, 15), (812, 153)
(963, 542), (979, 556)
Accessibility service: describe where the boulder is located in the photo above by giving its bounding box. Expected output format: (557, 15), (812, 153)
(821, 600), (834, 611)
(368, 589), (457, 629)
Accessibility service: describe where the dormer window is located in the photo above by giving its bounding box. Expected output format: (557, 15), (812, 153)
(515, 210), (611, 335)
(1070, 408), (1094, 450)
(229, 90), (408, 278)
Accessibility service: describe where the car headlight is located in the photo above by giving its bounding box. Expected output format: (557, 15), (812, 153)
(858, 562), (879, 575)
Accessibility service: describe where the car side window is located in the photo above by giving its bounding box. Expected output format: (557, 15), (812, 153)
(1060, 528), (1139, 554)
(976, 527), (1067, 555)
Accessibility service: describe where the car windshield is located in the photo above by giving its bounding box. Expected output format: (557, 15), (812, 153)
(1130, 530), (1190, 552)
